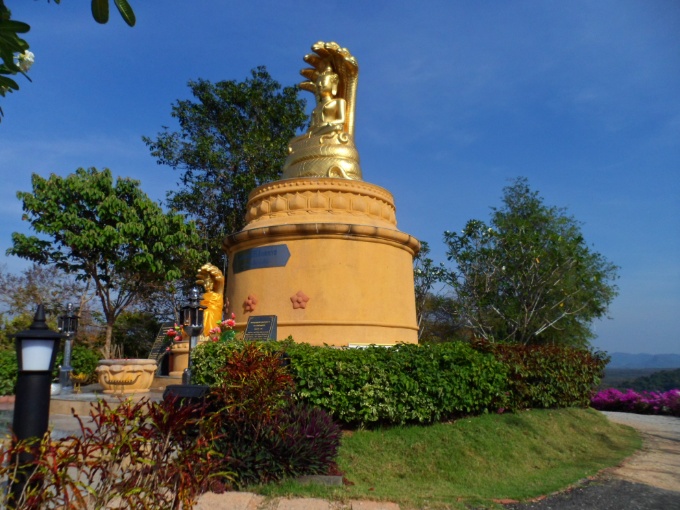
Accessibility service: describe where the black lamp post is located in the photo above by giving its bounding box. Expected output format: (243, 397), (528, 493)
(57, 303), (79, 392)
(11, 304), (63, 504)
(180, 286), (205, 386)
(163, 288), (209, 403)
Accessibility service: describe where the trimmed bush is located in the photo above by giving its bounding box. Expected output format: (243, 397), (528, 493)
(54, 344), (101, 383)
(193, 340), (607, 428)
(192, 340), (247, 388)
(284, 342), (508, 426)
(0, 349), (17, 396)
(472, 341), (609, 410)
(195, 341), (508, 427)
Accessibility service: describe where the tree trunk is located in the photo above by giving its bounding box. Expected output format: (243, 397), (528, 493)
(103, 321), (114, 359)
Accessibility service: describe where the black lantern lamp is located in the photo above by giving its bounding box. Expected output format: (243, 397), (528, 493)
(180, 286), (206, 385)
(15, 304), (62, 374)
(12, 304), (64, 504)
(163, 287), (209, 403)
(180, 287), (205, 337)
(57, 303), (79, 391)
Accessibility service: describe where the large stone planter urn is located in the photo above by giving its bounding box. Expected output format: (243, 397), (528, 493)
(96, 359), (157, 394)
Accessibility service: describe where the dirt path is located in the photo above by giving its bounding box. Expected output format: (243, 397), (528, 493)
(504, 412), (680, 509)
(602, 411), (680, 492)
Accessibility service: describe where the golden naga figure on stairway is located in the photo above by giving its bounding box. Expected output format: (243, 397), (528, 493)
(281, 41), (363, 180)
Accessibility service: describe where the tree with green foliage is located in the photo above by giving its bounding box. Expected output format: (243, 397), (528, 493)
(443, 177), (619, 347)
(112, 310), (161, 358)
(0, 0), (134, 118)
(0, 1), (33, 108)
(143, 67), (307, 265)
(7, 167), (207, 358)
(417, 294), (470, 344)
(0, 263), (95, 348)
(413, 241), (447, 340)
(89, 0), (136, 26)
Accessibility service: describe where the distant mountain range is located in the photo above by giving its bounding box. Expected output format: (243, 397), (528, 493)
(607, 352), (680, 369)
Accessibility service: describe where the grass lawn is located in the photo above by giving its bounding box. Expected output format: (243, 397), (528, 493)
(253, 408), (640, 509)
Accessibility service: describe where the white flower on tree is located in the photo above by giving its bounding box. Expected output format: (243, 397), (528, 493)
(17, 50), (35, 72)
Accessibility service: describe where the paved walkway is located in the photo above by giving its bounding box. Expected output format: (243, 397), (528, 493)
(194, 493), (399, 510)
(602, 411), (680, 492)
(506, 412), (680, 510)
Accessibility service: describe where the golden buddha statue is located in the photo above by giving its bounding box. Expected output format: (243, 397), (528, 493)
(196, 263), (224, 338)
(281, 41), (363, 180)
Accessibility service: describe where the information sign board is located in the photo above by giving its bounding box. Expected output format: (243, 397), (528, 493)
(243, 315), (278, 342)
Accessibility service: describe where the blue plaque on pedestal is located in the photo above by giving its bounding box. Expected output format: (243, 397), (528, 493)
(233, 245), (290, 273)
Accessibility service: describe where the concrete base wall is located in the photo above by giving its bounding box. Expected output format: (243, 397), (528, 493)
(223, 178), (420, 347)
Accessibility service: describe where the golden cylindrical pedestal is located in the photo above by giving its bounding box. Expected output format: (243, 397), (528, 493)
(223, 178), (420, 346)
(169, 341), (189, 377)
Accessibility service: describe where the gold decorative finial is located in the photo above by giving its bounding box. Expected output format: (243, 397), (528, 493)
(281, 41), (362, 180)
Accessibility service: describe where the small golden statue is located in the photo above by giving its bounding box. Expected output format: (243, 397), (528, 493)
(281, 41), (362, 180)
(196, 263), (225, 338)
(70, 372), (88, 394)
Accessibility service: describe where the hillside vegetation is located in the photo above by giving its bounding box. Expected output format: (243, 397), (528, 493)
(620, 368), (680, 392)
(601, 368), (680, 392)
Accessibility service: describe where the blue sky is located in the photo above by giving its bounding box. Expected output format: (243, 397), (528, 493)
(1, 1), (678, 354)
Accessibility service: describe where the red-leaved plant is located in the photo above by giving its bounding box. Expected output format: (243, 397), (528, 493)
(1, 343), (341, 505)
(0, 397), (233, 509)
(202, 342), (341, 487)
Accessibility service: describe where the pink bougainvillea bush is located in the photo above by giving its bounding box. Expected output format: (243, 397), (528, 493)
(591, 388), (680, 417)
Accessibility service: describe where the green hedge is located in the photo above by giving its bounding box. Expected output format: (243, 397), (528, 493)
(193, 340), (607, 427)
(0, 350), (17, 396)
(194, 341), (508, 426)
(284, 342), (508, 425)
(56, 344), (101, 384)
(472, 342), (609, 410)
(0, 344), (101, 395)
